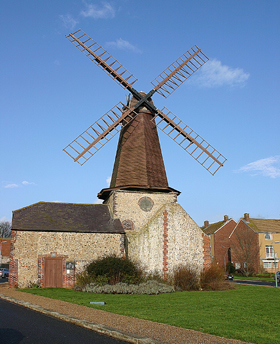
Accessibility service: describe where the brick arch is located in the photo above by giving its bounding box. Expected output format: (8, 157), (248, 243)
(38, 254), (74, 288)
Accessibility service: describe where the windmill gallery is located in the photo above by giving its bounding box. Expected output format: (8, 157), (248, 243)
(9, 30), (226, 288)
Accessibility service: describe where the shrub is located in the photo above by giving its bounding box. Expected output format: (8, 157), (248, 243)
(79, 280), (175, 294)
(200, 265), (226, 291)
(75, 270), (95, 287)
(173, 265), (200, 291)
(144, 270), (170, 284)
(255, 273), (273, 278)
(27, 281), (41, 289)
(226, 261), (235, 274)
(86, 255), (144, 285)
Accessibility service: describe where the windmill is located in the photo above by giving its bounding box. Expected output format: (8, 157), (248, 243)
(64, 29), (226, 200)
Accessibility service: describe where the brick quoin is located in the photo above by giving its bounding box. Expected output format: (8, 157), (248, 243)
(9, 259), (18, 288)
(162, 210), (168, 279)
(38, 254), (74, 288)
(38, 257), (45, 287)
(120, 234), (126, 258)
(9, 230), (18, 288)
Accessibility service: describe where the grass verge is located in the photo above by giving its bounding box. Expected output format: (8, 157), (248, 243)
(20, 285), (280, 344)
(233, 275), (274, 281)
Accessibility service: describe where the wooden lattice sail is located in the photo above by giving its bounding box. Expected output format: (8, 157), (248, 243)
(64, 29), (226, 200)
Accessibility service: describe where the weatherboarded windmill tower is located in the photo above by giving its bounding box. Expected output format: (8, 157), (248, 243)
(63, 29), (226, 277)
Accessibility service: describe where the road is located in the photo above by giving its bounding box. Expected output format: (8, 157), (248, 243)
(0, 278), (8, 284)
(232, 279), (278, 287)
(0, 298), (127, 344)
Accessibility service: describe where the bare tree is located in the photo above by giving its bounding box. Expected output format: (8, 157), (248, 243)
(0, 221), (12, 238)
(230, 223), (259, 276)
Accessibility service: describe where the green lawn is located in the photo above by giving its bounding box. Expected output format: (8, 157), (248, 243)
(233, 275), (275, 282)
(21, 285), (280, 344)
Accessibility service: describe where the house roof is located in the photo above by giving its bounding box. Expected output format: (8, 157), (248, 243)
(201, 218), (235, 235)
(247, 218), (280, 233)
(12, 202), (124, 234)
(201, 220), (225, 235)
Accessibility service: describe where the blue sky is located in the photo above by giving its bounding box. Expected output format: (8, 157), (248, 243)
(1, 0), (280, 226)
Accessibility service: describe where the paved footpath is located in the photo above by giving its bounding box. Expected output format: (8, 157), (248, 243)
(0, 284), (251, 344)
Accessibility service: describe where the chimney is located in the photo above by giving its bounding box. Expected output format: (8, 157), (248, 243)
(244, 213), (249, 222)
(224, 215), (229, 222)
(204, 220), (209, 227)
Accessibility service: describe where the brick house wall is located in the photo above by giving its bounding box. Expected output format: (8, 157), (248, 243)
(230, 220), (260, 273)
(0, 238), (11, 257)
(202, 233), (211, 269)
(214, 219), (236, 268)
(0, 238), (11, 265)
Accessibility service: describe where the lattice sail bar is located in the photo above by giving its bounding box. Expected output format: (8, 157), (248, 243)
(66, 29), (138, 90)
(154, 107), (226, 175)
(151, 46), (209, 98)
(63, 102), (137, 165)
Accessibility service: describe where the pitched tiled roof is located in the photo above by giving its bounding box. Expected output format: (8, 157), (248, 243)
(201, 221), (225, 235)
(201, 218), (236, 235)
(247, 218), (280, 233)
(12, 202), (124, 233)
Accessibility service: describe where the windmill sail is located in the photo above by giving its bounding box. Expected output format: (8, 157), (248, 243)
(154, 107), (226, 175)
(151, 46), (208, 98)
(63, 102), (137, 165)
(64, 29), (226, 176)
(66, 29), (138, 90)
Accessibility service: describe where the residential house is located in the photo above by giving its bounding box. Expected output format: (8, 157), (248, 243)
(230, 213), (280, 274)
(0, 238), (11, 268)
(202, 215), (237, 269)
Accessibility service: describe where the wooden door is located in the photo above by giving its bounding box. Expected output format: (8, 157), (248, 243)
(45, 258), (63, 288)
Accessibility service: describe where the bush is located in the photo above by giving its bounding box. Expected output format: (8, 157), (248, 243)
(255, 273), (273, 278)
(226, 261), (235, 274)
(79, 280), (175, 295)
(173, 265), (200, 291)
(200, 265), (226, 291)
(75, 270), (95, 286)
(86, 255), (144, 285)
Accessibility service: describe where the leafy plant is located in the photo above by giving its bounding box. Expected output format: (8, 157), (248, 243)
(86, 255), (144, 285)
(27, 281), (41, 289)
(75, 270), (95, 286)
(226, 261), (235, 274)
(80, 280), (175, 294)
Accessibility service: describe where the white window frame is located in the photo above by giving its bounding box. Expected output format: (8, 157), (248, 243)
(263, 260), (279, 269)
(265, 245), (274, 259)
(265, 232), (272, 240)
(263, 262), (271, 269)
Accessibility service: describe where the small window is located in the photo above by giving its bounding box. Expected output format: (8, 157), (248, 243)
(235, 262), (241, 270)
(263, 262), (271, 269)
(265, 245), (274, 258)
(265, 233), (272, 240)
